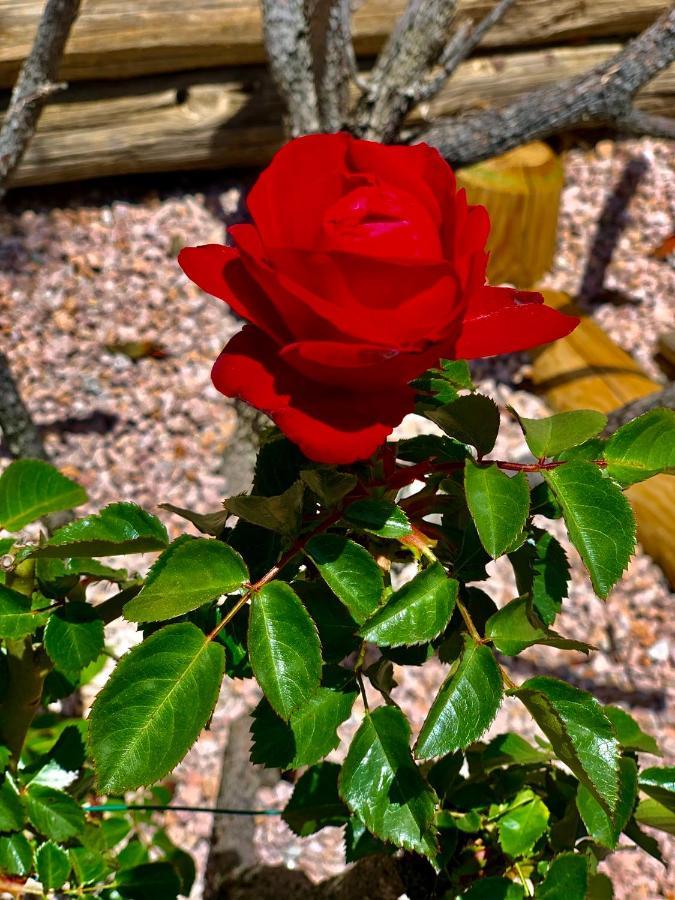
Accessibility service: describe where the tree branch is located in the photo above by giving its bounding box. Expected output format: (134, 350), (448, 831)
(353, 0), (459, 143)
(0, 0), (81, 199)
(0, 351), (47, 460)
(261, 0), (321, 137)
(310, 0), (354, 131)
(418, 5), (675, 167)
(604, 383), (675, 433)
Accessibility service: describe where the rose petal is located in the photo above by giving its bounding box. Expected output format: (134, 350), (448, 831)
(455, 287), (579, 358)
(212, 326), (413, 463)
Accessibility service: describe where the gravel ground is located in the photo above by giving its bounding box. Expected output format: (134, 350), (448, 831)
(1, 137), (673, 898)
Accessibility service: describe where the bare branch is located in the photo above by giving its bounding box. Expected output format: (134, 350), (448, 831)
(311, 0), (354, 131)
(0, 353), (47, 460)
(615, 108), (675, 140)
(412, 0), (517, 103)
(354, 0), (459, 143)
(0, 0), (81, 199)
(261, 0), (321, 137)
(418, 5), (675, 167)
(604, 383), (675, 433)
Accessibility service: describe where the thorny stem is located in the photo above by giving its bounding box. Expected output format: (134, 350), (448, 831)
(455, 597), (483, 644)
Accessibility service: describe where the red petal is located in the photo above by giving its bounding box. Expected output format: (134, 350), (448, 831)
(177, 244), (290, 340)
(455, 287), (579, 358)
(212, 326), (413, 463)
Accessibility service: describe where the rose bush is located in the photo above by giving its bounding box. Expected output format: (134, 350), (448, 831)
(179, 133), (578, 463)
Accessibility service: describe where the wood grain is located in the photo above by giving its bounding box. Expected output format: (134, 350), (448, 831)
(0, 0), (668, 87)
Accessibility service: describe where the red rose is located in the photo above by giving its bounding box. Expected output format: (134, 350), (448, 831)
(179, 134), (577, 464)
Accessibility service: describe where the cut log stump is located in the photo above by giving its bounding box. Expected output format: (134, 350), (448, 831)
(532, 291), (675, 587)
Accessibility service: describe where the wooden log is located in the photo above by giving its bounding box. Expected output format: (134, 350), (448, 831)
(5, 44), (675, 188)
(531, 291), (675, 587)
(0, 0), (668, 88)
(456, 142), (564, 288)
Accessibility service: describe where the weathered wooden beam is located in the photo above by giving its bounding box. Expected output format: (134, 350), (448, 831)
(5, 44), (674, 188)
(0, 0), (669, 88)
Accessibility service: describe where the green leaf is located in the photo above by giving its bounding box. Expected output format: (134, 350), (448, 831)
(623, 817), (663, 861)
(576, 756), (637, 848)
(544, 462), (635, 598)
(461, 878), (524, 899)
(0, 584), (46, 639)
(158, 502), (229, 537)
(224, 481), (304, 535)
(634, 798), (675, 835)
(43, 602), (104, 672)
(587, 873), (614, 900)
(515, 410), (607, 459)
(26, 784), (85, 841)
(516, 676), (620, 815)
(296, 581), (359, 662)
(559, 437), (608, 463)
(33, 502), (169, 558)
(603, 409), (675, 486)
(0, 459), (87, 532)
(359, 563), (457, 647)
(509, 529), (569, 626)
(305, 535), (383, 623)
(0, 773), (25, 831)
(116, 862), (181, 899)
(425, 394), (500, 455)
(638, 766), (675, 810)
(465, 461), (529, 559)
(604, 706), (661, 756)
(339, 706), (439, 864)
(289, 681), (357, 767)
(343, 499), (411, 539)
(69, 846), (109, 885)
(485, 597), (590, 656)
(482, 733), (551, 770)
(537, 853), (588, 900)
(248, 582), (322, 720)
(0, 832), (33, 876)
(344, 815), (393, 863)
(283, 763), (348, 836)
(124, 536), (248, 623)
(89, 622), (224, 792)
(397, 434), (469, 464)
(300, 469), (357, 506)
(36, 841), (71, 890)
(497, 789), (549, 857)
(415, 635), (502, 760)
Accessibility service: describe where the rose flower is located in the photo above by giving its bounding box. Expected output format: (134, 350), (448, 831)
(179, 134), (578, 463)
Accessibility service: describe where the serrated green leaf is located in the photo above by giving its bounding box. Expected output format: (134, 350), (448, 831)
(537, 853), (588, 899)
(639, 766), (675, 810)
(33, 502), (169, 558)
(0, 459), (87, 532)
(623, 817), (663, 861)
(529, 480), (563, 519)
(0, 773), (25, 831)
(415, 635), (502, 760)
(634, 797), (675, 835)
(397, 434), (469, 464)
(425, 394), (500, 455)
(509, 529), (569, 626)
(603, 408), (675, 486)
(461, 877), (524, 899)
(343, 499), (411, 539)
(69, 846), (109, 885)
(283, 762), (348, 836)
(0, 584), (46, 638)
(249, 699), (296, 768)
(482, 733), (551, 770)
(587, 873), (614, 900)
(359, 563), (457, 647)
(158, 502), (229, 536)
(248, 582), (322, 720)
(344, 815), (393, 863)
(89, 622), (224, 793)
(465, 461), (529, 559)
(604, 706), (661, 756)
(224, 481), (304, 535)
(36, 557), (128, 598)
(497, 789), (549, 857)
(36, 841), (70, 890)
(544, 462), (635, 598)
(486, 597), (590, 656)
(559, 437), (608, 463)
(43, 602), (104, 672)
(577, 756), (637, 848)
(516, 676), (620, 815)
(305, 535), (383, 623)
(295, 581), (359, 662)
(0, 832), (33, 875)
(300, 469), (357, 506)
(26, 784), (85, 841)
(124, 535), (248, 623)
(339, 706), (439, 864)
(516, 410), (607, 459)
(116, 861), (181, 899)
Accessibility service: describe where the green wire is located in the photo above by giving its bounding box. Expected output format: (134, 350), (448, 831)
(84, 803), (282, 816)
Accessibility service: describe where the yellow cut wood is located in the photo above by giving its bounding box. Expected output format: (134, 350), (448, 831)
(0, 0), (668, 87)
(531, 291), (675, 587)
(456, 142), (563, 288)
